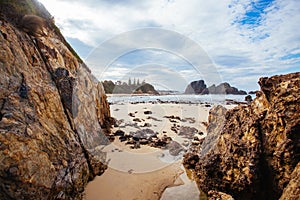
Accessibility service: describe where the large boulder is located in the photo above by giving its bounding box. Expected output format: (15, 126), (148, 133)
(184, 72), (300, 199)
(0, 0), (112, 199)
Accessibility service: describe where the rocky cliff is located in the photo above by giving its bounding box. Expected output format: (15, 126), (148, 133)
(184, 72), (300, 199)
(184, 80), (246, 95)
(0, 0), (112, 199)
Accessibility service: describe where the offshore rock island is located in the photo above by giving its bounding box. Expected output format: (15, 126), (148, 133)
(185, 80), (247, 95)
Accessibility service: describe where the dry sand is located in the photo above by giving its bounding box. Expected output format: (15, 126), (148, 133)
(84, 102), (235, 200)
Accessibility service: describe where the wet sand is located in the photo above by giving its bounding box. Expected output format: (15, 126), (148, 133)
(85, 163), (183, 200)
(84, 102), (235, 200)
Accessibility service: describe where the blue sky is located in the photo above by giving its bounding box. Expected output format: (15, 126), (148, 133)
(39, 0), (300, 92)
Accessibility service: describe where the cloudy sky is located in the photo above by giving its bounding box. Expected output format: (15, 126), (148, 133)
(38, 0), (299, 92)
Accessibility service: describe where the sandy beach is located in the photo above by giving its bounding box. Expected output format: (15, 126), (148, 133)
(84, 101), (236, 200)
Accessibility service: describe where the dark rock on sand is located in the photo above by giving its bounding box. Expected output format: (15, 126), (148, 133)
(133, 118), (142, 122)
(129, 112), (135, 117)
(166, 141), (184, 156)
(178, 126), (199, 139)
(144, 110), (153, 115)
(184, 72), (300, 200)
(114, 130), (125, 137)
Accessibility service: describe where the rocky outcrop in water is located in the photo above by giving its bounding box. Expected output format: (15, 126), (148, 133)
(184, 80), (207, 94)
(203, 82), (247, 95)
(184, 72), (300, 199)
(0, 0), (112, 199)
(184, 80), (246, 95)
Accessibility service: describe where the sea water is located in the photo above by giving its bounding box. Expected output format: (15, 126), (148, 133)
(107, 94), (253, 104)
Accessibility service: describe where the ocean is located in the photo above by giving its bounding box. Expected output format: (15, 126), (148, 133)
(107, 94), (255, 104)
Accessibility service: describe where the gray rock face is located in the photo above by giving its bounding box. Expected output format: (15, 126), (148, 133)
(0, 1), (112, 199)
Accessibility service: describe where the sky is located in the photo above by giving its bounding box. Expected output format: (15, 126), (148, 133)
(38, 0), (300, 92)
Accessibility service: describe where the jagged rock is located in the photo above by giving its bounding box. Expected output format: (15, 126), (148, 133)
(184, 80), (207, 94)
(203, 82), (247, 95)
(207, 190), (234, 200)
(0, 1), (112, 199)
(279, 162), (300, 200)
(185, 80), (247, 95)
(184, 72), (300, 199)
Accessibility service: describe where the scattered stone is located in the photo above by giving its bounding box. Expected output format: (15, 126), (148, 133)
(142, 123), (151, 127)
(164, 115), (181, 121)
(171, 126), (178, 133)
(144, 110), (152, 115)
(133, 118), (142, 122)
(169, 119), (178, 123)
(128, 112), (135, 117)
(114, 130), (125, 137)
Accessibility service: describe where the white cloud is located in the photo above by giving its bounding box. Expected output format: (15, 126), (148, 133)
(38, 0), (300, 91)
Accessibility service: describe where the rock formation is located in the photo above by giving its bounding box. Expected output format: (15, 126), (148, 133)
(184, 72), (300, 199)
(184, 80), (247, 95)
(184, 80), (207, 94)
(0, 0), (112, 199)
(102, 80), (159, 95)
(203, 82), (247, 95)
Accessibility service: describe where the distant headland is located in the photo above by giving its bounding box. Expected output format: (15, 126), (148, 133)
(102, 78), (159, 95)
